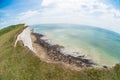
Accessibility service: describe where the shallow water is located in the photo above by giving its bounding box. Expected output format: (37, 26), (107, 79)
(30, 24), (120, 66)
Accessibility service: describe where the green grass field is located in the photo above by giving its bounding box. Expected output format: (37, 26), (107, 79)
(0, 24), (120, 80)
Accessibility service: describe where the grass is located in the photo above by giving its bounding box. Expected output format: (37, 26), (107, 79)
(0, 24), (120, 80)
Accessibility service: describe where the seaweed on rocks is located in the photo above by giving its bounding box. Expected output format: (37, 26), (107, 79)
(32, 32), (97, 68)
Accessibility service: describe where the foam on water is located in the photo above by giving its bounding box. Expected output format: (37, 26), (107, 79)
(30, 24), (120, 66)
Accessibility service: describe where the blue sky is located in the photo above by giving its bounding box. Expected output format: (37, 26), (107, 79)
(0, 0), (120, 33)
(103, 0), (120, 9)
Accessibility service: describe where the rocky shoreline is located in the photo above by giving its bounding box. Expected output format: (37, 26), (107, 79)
(32, 32), (98, 68)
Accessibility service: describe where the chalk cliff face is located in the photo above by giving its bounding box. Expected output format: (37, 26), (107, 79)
(14, 27), (36, 53)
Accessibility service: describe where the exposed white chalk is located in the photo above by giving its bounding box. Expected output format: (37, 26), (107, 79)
(14, 27), (36, 53)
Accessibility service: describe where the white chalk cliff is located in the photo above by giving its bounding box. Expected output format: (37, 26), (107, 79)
(14, 27), (36, 53)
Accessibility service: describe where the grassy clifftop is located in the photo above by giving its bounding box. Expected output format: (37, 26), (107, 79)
(0, 24), (120, 80)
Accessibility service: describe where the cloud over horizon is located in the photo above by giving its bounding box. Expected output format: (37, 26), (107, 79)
(0, 0), (120, 33)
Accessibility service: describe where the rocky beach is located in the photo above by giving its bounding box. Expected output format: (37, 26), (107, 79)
(31, 31), (98, 69)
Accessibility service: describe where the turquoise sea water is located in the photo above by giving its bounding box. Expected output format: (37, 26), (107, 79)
(30, 24), (120, 66)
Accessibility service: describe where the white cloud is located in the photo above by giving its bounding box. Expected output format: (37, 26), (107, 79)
(39, 0), (120, 33)
(1, 0), (120, 33)
(18, 10), (39, 20)
(41, 0), (111, 17)
(110, 9), (120, 17)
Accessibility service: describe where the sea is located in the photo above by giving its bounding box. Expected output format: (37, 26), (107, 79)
(30, 24), (120, 66)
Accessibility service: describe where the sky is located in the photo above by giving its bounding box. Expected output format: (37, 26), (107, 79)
(0, 0), (120, 33)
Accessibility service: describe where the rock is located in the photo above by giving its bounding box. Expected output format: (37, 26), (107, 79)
(103, 66), (108, 68)
(32, 32), (97, 68)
